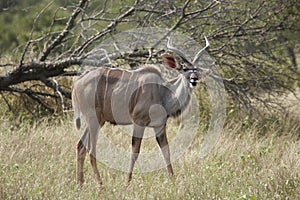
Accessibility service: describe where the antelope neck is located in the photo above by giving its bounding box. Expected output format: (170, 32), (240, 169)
(164, 74), (192, 117)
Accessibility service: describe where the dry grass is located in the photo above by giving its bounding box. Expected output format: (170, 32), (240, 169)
(0, 111), (299, 200)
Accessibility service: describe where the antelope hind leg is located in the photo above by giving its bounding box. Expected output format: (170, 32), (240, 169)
(77, 128), (88, 187)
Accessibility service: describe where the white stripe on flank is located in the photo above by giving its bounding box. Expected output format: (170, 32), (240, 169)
(125, 71), (133, 99)
(103, 68), (111, 108)
(120, 70), (125, 82)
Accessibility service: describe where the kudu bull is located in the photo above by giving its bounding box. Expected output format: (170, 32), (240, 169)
(72, 36), (210, 189)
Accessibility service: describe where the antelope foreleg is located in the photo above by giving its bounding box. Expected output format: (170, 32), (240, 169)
(127, 136), (143, 182)
(127, 125), (145, 182)
(154, 126), (174, 176)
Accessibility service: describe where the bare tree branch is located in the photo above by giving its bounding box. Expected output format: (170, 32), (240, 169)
(73, 4), (137, 56)
(0, 0), (299, 115)
(39, 0), (88, 61)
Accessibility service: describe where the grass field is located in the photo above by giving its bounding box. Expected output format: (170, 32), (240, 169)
(1, 52), (300, 199)
(0, 107), (299, 200)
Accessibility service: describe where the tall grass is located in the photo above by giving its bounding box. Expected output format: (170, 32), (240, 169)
(0, 110), (299, 199)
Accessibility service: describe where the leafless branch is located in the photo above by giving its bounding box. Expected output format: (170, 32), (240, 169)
(0, 0), (299, 115)
(73, 5), (137, 56)
(19, 0), (56, 67)
(39, 0), (88, 61)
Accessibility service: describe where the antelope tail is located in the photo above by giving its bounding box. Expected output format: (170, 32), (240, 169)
(75, 113), (81, 130)
(72, 92), (81, 130)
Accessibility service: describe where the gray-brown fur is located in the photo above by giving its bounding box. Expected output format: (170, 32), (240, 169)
(72, 37), (211, 190)
(72, 65), (192, 128)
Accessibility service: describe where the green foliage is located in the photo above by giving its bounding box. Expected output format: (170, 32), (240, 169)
(0, 0), (138, 53)
(0, 0), (299, 117)
(0, 0), (73, 52)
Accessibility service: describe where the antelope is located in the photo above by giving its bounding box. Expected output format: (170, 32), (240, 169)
(72, 36), (210, 189)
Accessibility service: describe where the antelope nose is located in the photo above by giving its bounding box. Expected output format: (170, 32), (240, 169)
(190, 73), (198, 86)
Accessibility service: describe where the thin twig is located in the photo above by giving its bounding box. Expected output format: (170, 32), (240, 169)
(40, 0), (88, 61)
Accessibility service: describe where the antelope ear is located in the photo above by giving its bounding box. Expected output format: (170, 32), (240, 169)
(162, 54), (180, 69)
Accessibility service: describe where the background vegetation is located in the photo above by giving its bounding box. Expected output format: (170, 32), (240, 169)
(0, 0), (299, 115)
(0, 0), (300, 199)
